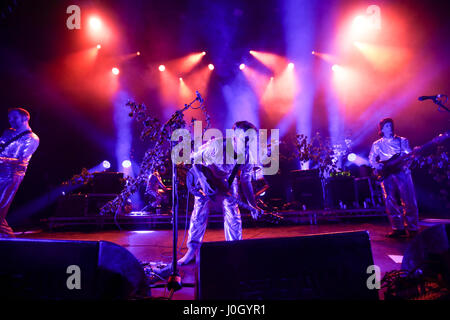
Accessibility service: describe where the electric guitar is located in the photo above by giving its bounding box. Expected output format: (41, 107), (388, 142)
(186, 165), (284, 224)
(375, 131), (449, 181)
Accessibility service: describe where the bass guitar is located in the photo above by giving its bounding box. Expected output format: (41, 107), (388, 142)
(375, 131), (449, 181)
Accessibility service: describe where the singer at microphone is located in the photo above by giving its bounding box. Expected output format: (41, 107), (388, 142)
(418, 94), (442, 101)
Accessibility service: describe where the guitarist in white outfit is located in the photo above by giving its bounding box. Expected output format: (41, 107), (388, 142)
(178, 121), (262, 265)
(0, 108), (39, 237)
(369, 118), (419, 238)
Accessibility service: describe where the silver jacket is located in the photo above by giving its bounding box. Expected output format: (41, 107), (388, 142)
(368, 136), (411, 167)
(0, 129), (40, 178)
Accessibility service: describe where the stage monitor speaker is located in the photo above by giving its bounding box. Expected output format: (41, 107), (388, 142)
(401, 223), (450, 273)
(197, 231), (378, 300)
(0, 238), (149, 300)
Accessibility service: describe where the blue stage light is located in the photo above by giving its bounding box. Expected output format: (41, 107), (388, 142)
(122, 160), (132, 168)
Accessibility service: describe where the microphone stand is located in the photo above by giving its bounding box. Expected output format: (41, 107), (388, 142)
(429, 95), (450, 113)
(165, 94), (204, 297)
(434, 99), (450, 113)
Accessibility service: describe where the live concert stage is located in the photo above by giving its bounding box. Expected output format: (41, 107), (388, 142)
(1, 0), (449, 305)
(3, 218), (424, 299)
(4, 216), (449, 301)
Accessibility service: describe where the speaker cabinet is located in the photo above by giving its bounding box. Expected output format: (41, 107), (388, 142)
(324, 176), (356, 209)
(197, 231), (378, 300)
(0, 238), (149, 299)
(291, 169), (324, 210)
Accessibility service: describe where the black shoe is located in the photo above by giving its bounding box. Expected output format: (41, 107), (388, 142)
(386, 230), (407, 238)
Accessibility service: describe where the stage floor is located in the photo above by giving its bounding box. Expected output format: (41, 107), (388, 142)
(14, 217), (446, 300)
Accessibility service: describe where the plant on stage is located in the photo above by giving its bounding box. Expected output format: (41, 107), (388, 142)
(99, 94), (210, 215)
(294, 132), (340, 178)
(415, 144), (450, 206)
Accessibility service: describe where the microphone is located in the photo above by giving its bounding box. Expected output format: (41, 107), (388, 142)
(195, 91), (204, 103)
(418, 94), (443, 101)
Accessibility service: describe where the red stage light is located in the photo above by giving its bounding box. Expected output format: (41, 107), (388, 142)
(136, 51), (140, 56)
(288, 62), (294, 70)
(97, 44), (101, 49)
(158, 65), (165, 72)
(239, 63), (245, 70)
(208, 64), (214, 70)
(352, 15), (368, 30)
(112, 67), (120, 75)
(89, 17), (102, 31)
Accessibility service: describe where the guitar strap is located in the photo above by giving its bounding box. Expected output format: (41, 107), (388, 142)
(0, 130), (32, 153)
(227, 163), (242, 188)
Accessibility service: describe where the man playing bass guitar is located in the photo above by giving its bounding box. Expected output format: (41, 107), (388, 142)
(178, 121), (263, 265)
(369, 118), (419, 238)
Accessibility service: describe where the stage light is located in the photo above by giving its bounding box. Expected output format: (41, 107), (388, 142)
(202, 51), (206, 56)
(208, 64), (214, 70)
(136, 51), (140, 56)
(89, 17), (102, 31)
(97, 44), (101, 49)
(239, 63), (245, 70)
(331, 64), (340, 72)
(102, 160), (111, 169)
(112, 67), (120, 75)
(179, 77), (183, 81)
(122, 160), (131, 168)
(352, 15), (368, 30)
(158, 65), (165, 72)
(311, 51), (315, 55)
(270, 76), (274, 81)
(288, 62), (294, 70)
(347, 153), (357, 162)
(248, 51), (287, 73)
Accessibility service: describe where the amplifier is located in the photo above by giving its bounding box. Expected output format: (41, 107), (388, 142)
(55, 194), (88, 217)
(291, 169), (324, 210)
(324, 176), (356, 209)
(92, 172), (125, 194)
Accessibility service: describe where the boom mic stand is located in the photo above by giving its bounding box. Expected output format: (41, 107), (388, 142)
(423, 94), (449, 113)
(165, 93), (204, 297)
(434, 98), (450, 113)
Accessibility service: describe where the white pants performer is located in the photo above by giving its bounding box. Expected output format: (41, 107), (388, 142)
(381, 170), (419, 232)
(186, 180), (242, 252)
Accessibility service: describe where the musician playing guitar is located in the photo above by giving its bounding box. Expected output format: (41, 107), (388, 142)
(178, 121), (263, 265)
(369, 118), (419, 238)
(0, 108), (39, 237)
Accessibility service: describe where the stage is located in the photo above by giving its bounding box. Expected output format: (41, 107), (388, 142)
(14, 216), (447, 300)
(1, 0), (449, 303)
